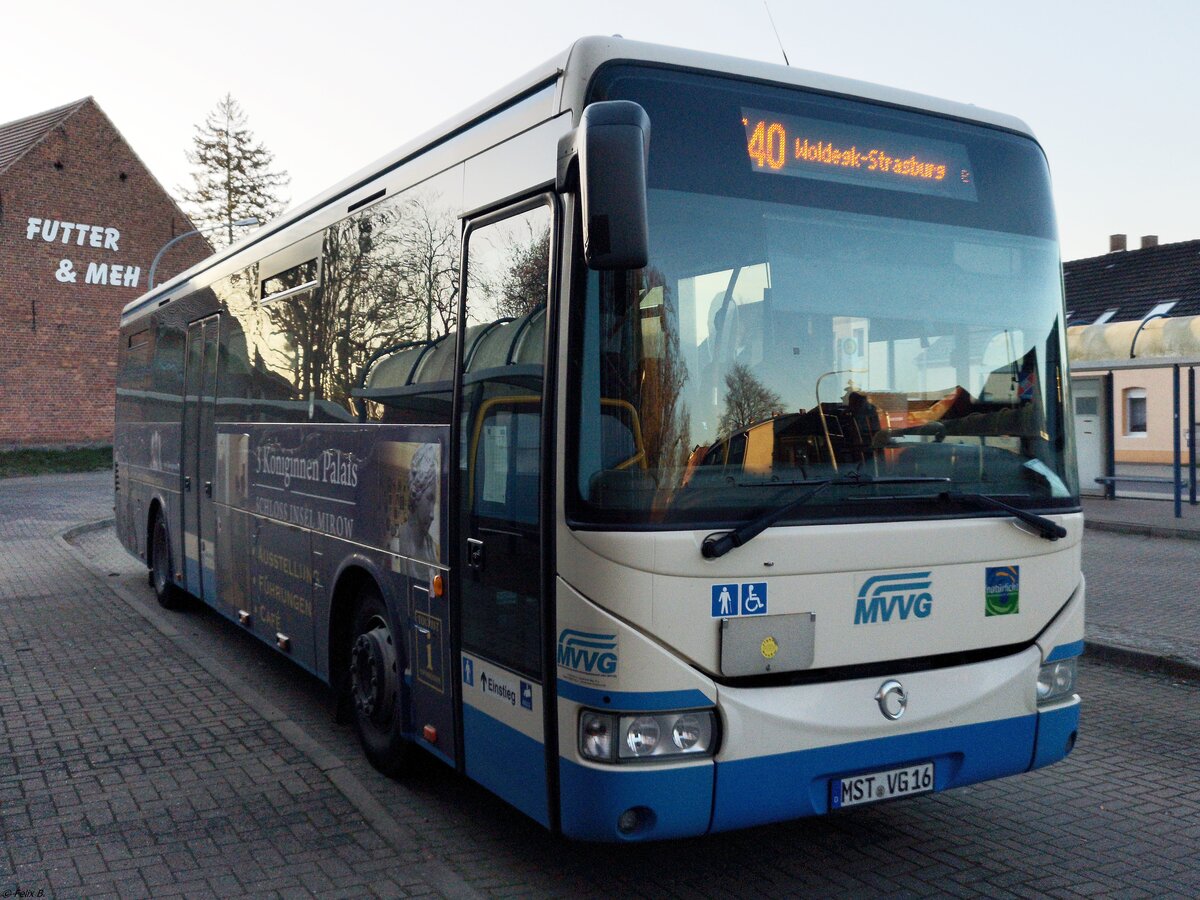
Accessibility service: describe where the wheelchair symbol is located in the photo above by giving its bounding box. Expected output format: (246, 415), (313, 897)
(741, 582), (767, 615)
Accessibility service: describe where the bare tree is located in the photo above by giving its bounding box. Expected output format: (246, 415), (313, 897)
(719, 362), (781, 434)
(632, 271), (692, 477)
(298, 191), (462, 412)
(396, 194), (461, 341)
(495, 226), (550, 320)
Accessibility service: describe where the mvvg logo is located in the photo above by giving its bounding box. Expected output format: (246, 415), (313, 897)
(557, 629), (618, 677)
(854, 572), (934, 625)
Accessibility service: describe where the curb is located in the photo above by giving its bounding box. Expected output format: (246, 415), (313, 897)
(1085, 518), (1200, 541)
(56, 521), (482, 900)
(1085, 640), (1200, 682)
(61, 517), (117, 541)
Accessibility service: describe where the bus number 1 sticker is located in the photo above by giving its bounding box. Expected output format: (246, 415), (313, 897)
(414, 609), (444, 692)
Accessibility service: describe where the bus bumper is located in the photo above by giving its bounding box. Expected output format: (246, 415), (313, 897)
(1031, 695), (1080, 770)
(710, 711), (1038, 831)
(709, 644), (1062, 833)
(557, 645), (1080, 840)
(559, 757), (715, 841)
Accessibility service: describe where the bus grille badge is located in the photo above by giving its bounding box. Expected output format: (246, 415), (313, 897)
(876, 680), (907, 720)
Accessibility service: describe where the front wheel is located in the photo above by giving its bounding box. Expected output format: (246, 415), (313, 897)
(149, 512), (186, 610)
(348, 584), (411, 777)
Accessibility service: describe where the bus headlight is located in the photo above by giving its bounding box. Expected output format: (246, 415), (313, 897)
(1036, 658), (1077, 705)
(625, 716), (661, 756)
(578, 709), (718, 763)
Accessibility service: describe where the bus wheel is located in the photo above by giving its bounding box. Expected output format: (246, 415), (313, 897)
(348, 585), (410, 776)
(149, 512), (185, 610)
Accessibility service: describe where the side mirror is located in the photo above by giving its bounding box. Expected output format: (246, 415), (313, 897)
(557, 101), (650, 270)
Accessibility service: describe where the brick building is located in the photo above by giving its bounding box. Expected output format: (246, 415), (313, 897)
(0, 98), (211, 447)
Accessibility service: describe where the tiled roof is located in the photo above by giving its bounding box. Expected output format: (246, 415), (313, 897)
(1063, 239), (1200, 325)
(0, 97), (91, 175)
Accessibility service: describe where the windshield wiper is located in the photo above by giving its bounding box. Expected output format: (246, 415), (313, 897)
(940, 491), (1067, 541)
(829, 473), (952, 486)
(702, 481), (831, 559)
(701, 475), (952, 559)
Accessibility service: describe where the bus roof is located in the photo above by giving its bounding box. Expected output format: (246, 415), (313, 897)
(123, 36), (1035, 323)
(556, 36), (1033, 136)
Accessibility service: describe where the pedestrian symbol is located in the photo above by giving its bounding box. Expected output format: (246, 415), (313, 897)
(520, 681), (533, 710)
(462, 657), (474, 686)
(742, 582), (768, 615)
(711, 583), (739, 618)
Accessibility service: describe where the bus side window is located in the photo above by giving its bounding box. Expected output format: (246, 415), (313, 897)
(330, 166), (465, 425)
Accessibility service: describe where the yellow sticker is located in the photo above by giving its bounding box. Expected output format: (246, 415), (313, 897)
(760, 636), (779, 659)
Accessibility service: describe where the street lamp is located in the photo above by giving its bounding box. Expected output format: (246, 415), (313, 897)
(1129, 311), (1171, 359)
(148, 216), (259, 289)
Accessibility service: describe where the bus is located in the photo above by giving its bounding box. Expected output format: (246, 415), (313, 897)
(114, 36), (1082, 841)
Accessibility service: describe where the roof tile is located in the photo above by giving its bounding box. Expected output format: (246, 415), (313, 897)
(1064, 240), (1200, 325)
(0, 98), (91, 175)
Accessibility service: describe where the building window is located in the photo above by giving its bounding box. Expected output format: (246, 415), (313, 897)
(1143, 300), (1177, 320)
(1124, 388), (1147, 436)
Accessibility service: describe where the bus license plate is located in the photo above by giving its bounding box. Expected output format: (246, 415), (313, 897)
(831, 762), (934, 809)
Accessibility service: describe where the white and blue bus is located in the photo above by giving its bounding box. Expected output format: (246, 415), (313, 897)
(115, 37), (1082, 841)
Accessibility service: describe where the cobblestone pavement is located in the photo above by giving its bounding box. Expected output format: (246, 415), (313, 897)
(3, 472), (1200, 897)
(0, 474), (464, 898)
(1081, 495), (1200, 673)
(1083, 529), (1200, 669)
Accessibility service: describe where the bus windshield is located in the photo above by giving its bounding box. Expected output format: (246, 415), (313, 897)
(570, 66), (1077, 528)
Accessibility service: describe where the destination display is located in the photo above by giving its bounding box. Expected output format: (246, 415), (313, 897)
(742, 107), (978, 201)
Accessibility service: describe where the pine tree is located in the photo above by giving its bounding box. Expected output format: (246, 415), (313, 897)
(180, 94), (289, 248)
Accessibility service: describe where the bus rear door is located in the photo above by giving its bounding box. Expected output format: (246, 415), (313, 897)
(181, 314), (220, 602)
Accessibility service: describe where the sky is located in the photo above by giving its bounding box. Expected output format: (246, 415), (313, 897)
(3, 0), (1197, 263)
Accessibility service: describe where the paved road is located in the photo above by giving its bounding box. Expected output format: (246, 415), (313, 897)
(3, 472), (1199, 897)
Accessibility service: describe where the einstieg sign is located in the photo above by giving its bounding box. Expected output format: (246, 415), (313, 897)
(24, 215), (142, 288)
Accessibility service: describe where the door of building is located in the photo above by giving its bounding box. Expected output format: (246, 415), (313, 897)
(1073, 377), (1105, 495)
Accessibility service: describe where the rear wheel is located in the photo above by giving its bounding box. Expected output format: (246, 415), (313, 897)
(149, 511), (186, 610)
(348, 584), (411, 777)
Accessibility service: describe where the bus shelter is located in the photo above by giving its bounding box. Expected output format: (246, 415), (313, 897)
(1068, 314), (1200, 517)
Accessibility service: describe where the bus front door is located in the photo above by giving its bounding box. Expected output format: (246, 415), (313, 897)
(453, 200), (554, 827)
(181, 315), (220, 602)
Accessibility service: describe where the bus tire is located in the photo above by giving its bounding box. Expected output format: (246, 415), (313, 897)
(348, 584), (411, 777)
(149, 511), (186, 610)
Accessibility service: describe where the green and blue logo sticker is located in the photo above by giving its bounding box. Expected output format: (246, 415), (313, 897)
(985, 565), (1020, 616)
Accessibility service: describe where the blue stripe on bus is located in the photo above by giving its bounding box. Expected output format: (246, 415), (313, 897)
(555, 679), (713, 711)
(1031, 701), (1080, 770)
(462, 705), (549, 827)
(559, 757), (715, 841)
(709, 713), (1038, 833)
(1045, 640), (1084, 662)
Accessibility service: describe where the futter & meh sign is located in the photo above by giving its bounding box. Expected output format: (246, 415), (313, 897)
(24, 215), (142, 288)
